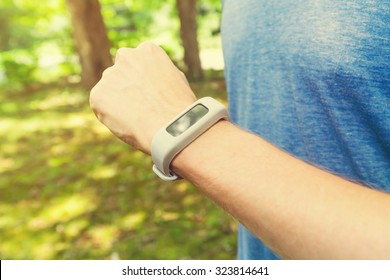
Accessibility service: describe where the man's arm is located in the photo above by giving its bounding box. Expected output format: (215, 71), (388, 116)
(171, 120), (390, 259)
(90, 42), (390, 259)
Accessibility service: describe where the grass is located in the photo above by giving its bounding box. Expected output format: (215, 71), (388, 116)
(0, 72), (237, 260)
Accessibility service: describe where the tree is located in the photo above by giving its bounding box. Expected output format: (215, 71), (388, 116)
(176, 0), (203, 81)
(65, 0), (112, 89)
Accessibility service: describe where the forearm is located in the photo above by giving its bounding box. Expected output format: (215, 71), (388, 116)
(172, 120), (390, 259)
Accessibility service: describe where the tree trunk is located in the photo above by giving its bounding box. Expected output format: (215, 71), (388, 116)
(176, 0), (203, 81)
(65, 0), (112, 89)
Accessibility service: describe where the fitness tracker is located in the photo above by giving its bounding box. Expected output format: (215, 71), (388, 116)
(151, 97), (229, 181)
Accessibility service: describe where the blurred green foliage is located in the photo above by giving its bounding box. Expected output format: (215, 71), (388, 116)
(0, 0), (234, 259)
(0, 75), (235, 260)
(0, 0), (222, 89)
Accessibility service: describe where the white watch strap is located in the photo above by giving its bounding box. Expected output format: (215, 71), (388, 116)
(151, 97), (229, 181)
(152, 164), (179, 181)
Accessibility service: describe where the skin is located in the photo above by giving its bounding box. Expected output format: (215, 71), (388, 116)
(90, 42), (390, 259)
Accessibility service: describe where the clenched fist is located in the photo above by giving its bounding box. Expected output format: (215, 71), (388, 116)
(90, 41), (197, 154)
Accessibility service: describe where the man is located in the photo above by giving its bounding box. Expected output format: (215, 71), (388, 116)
(221, 0), (389, 259)
(90, 0), (390, 259)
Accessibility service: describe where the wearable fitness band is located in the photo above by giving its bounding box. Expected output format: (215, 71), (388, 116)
(151, 97), (229, 181)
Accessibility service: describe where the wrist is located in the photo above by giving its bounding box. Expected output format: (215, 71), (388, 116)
(151, 97), (229, 180)
(170, 120), (233, 179)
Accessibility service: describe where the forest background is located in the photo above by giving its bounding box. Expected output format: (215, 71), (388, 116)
(0, 0), (236, 259)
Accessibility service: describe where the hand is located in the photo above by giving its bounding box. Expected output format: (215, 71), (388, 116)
(90, 41), (197, 154)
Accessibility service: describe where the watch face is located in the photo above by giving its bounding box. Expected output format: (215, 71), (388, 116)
(166, 104), (209, 137)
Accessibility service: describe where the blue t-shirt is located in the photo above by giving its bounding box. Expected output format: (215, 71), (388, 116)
(221, 0), (390, 259)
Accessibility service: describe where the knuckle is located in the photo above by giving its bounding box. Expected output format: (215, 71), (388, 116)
(137, 41), (158, 51)
(116, 47), (132, 54)
(101, 64), (115, 78)
(115, 47), (133, 63)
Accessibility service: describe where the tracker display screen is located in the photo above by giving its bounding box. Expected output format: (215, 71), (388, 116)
(166, 104), (209, 137)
